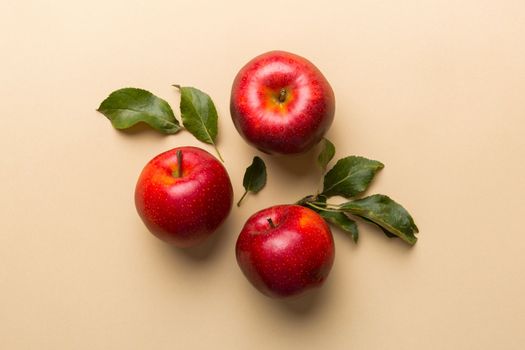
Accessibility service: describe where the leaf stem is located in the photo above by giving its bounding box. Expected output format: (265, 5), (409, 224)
(267, 218), (276, 229)
(306, 202), (342, 213)
(310, 201), (339, 208)
(237, 190), (248, 207)
(212, 142), (224, 162)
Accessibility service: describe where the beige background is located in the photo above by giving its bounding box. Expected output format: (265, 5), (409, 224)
(1, 0), (524, 349)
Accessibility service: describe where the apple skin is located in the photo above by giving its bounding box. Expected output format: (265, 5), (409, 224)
(135, 146), (233, 247)
(230, 50), (335, 155)
(236, 205), (335, 298)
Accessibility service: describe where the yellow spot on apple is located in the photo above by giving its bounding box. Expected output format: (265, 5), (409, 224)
(299, 210), (318, 229)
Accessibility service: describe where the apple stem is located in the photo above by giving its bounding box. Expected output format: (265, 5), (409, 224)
(267, 217), (276, 229)
(176, 150), (183, 178)
(237, 190), (248, 207)
(278, 88), (287, 103)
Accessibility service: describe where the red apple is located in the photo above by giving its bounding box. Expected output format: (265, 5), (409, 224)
(230, 50), (335, 155)
(236, 205), (335, 298)
(135, 146), (233, 247)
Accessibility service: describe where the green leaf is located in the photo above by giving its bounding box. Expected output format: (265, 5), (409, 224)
(237, 156), (267, 206)
(342, 194), (419, 245)
(322, 156), (384, 198)
(319, 211), (359, 243)
(243, 157), (267, 193)
(97, 88), (180, 134)
(359, 217), (397, 238)
(382, 229), (398, 238)
(317, 138), (335, 171)
(175, 85), (222, 161)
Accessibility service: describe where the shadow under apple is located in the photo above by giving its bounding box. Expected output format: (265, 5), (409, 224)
(166, 217), (236, 264)
(277, 283), (332, 317)
(235, 269), (336, 319)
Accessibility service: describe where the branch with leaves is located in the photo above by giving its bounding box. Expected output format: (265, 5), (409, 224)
(236, 139), (419, 245)
(298, 138), (419, 245)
